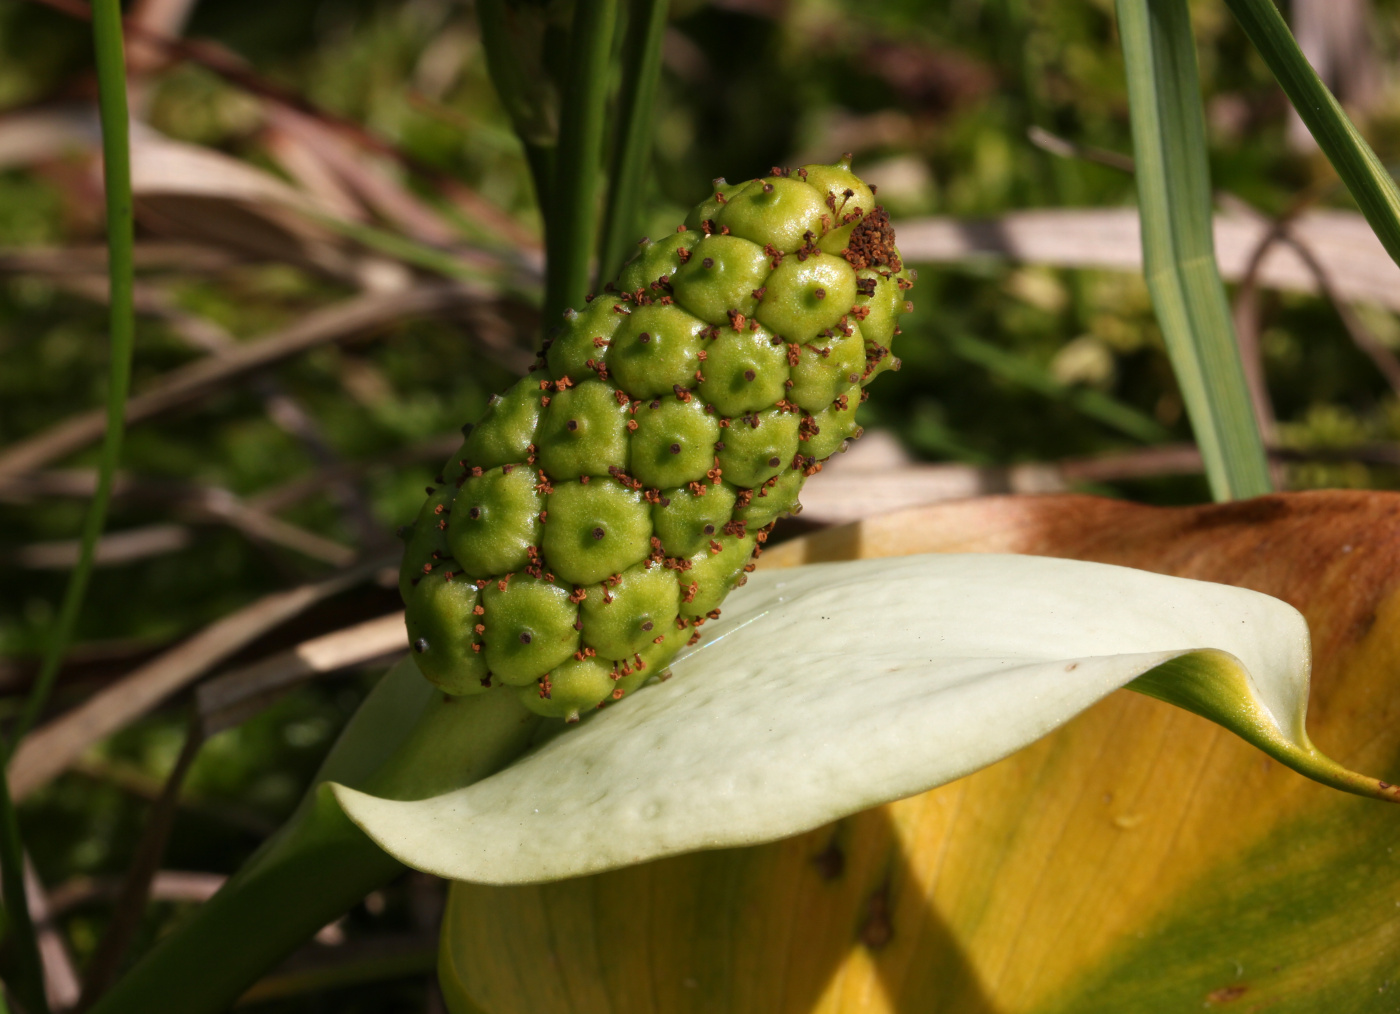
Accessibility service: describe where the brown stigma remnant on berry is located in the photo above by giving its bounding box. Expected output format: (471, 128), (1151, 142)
(843, 206), (902, 272)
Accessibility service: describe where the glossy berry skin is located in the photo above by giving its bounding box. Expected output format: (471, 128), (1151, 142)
(400, 157), (914, 721)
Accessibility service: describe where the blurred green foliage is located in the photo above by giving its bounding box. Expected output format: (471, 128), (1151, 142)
(3, 0), (1400, 1007)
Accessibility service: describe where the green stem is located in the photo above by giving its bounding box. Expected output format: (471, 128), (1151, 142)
(596, 0), (670, 286)
(85, 665), (540, 1014)
(545, 0), (621, 322)
(8, 0), (135, 750)
(1224, 0), (1400, 270)
(1, 4), (134, 1007)
(1116, 0), (1272, 501)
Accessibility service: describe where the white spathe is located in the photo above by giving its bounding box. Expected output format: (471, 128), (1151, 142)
(334, 553), (1310, 884)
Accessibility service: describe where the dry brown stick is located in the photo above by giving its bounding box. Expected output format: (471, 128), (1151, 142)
(6, 523), (193, 569)
(77, 714), (205, 1010)
(1229, 217), (1286, 447)
(0, 243), (240, 275)
(0, 473), (358, 567)
(197, 612), (406, 736)
(0, 283), (473, 479)
(45, 870), (226, 920)
(24, 857), (82, 1011)
(7, 552), (396, 801)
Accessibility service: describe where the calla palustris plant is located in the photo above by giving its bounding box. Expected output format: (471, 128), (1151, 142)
(441, 490), (1400, 1013)
(92, 499), (1400, 1014)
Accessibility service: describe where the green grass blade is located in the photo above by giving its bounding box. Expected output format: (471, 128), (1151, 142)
(1116, 0), (1271, 501)
(8, 0), (136, 748)
(596, 0), (670, 286)
(1224, 0), (1400, 268)
(545, 0), (621, 323)
(0, 7), (135, 1008)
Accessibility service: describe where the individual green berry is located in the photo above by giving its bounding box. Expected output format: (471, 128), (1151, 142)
(698, 324), (789, 417)
(541, 478), (652, 586)
(651, 481), (736, 557)
(683, 178), (747, 232)
(401, 157), (913, 712)
(579, 562), (680, 659)
(788, 329), (863, 412)
(459, 378), (545, 471)
(449, 465), (542, 576)
(798, 395), (861, 464)
(605, 304), (708, 398)
(716, 177), (826, 253)
(669, 236), (769, 327)
(398, 484), (455, 602)
(680, 532), (756, 620)
(733, 469), (804, 528)
(547, 298), (624, 383)
(628, 396), (720, 489)
(716, 408), (800, 489)
(518, 656), (616, 722)
(405, 573), (488, 695)
(616, 231), (701, 294)
(536, 379), (630, 479)
(480, 576), (579, 685)
(756, 254), (857, 339)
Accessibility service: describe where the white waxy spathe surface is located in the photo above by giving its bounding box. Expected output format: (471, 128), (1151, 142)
(335, 553), (1310, 884)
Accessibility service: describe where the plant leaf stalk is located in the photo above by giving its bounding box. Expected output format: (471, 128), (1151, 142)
(84, 664), (540, 1014)
(596, 0), (670, 286)
(0, 1), (135, 1008)
(1116, 0), (1272, 501)
(1223, 0), (1400, 270)
(545, 0), (621, 322)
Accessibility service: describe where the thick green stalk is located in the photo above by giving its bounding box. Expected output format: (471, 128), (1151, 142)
(545, 0), (621, 321)
(1224, 0), (1400, 269)
(86, 663), (541, 1014)
(1, 4), (135, 1008)
(596, 0), (670, 286)
(1116, 0), (1272, 501)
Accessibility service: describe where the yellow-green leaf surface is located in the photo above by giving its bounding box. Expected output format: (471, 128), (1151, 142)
(441, 491), (1400, 1013)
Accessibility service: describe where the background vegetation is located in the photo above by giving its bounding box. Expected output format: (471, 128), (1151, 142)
(2, 0), (1399, 1008)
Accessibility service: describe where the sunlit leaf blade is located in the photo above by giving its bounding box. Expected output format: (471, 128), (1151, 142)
(440, 491), (1400, 1014)
(1224, 0), (1400, 271)
(1117, 0), (1271, 501)
(333, 552), (1386, 885)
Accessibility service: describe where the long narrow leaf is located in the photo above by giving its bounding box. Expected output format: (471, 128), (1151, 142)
(1116, 0), (1271, 501)
(596, 0), (671, 286)
(1225, 0), (1400, 269)
(0, 1), (135, 1008)
(546, 0), (621, 321)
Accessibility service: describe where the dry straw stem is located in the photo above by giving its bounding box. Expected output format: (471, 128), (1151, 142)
(0, 471), (357, 567)
(197, 612), (407, 737)
(895, 208), (1400, 313)
(6, 553), (396, 801)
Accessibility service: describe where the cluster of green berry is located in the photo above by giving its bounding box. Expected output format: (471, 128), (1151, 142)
(398, 158), (913, 721)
